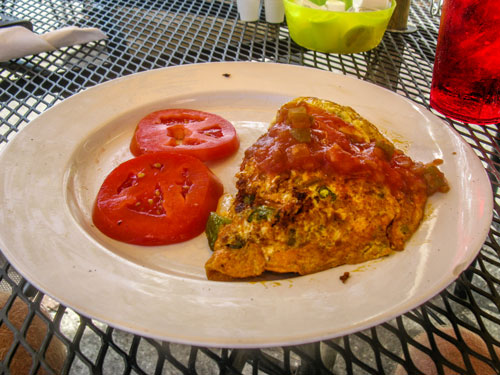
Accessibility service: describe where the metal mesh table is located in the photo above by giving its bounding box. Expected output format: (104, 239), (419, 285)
(1, 0), (499, 374)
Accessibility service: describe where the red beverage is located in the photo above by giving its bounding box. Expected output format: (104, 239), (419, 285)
(430, 0), (500, 125)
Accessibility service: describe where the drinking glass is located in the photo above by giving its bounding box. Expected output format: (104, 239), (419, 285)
(429, 0), (500, 125)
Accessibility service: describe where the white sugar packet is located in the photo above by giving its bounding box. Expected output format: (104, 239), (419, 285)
(294, 0), (346, 10)
(351, 0), (391, 10)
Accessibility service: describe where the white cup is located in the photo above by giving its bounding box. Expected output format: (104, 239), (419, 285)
(264, 0), (285, 23)
(236, 0), (261, 22)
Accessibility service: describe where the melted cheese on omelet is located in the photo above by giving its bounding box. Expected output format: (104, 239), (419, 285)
(205, 97), (448, 281)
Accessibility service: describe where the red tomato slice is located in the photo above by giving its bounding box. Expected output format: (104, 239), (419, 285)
(130, 109), (239, 161)
(92, 152), (224, 246)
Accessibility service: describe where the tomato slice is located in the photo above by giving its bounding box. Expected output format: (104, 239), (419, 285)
(92, 152), (224, 246)
(130, 109), (239, 161)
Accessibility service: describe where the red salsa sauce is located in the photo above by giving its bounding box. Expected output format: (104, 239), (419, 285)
(243, 101), (448, 196)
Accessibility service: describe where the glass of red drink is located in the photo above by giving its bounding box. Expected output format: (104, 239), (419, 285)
(430, 0), (500, 125)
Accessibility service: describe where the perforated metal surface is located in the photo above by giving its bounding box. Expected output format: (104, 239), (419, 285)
(1, 0), (500, 374)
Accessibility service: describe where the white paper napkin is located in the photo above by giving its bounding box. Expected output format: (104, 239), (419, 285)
(0, 25), (107, 62)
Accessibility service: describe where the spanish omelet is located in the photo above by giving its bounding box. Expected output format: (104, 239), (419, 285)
(205, 97), (449, 281)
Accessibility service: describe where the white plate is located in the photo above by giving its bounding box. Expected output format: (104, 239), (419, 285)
(0, 62), (492, 348)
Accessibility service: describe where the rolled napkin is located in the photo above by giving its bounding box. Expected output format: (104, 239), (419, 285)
(0, 25), (107, 62)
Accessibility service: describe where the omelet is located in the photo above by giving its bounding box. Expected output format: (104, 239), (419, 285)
(205, 97), (449, 281)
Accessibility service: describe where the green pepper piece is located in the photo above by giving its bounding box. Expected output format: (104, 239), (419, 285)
(422, 165), (450, 195)
(287, 228), (297, 247)
(290, 128), (311, 143)
(227, 235), (246, 249)
(375, 140), (395, 160)
(247, 206), (275, 223)
(317, 186), (337, 201)
(205, 212), (232, 251)
(243, 194), (255, 205)
(288, 106), (311, 129)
